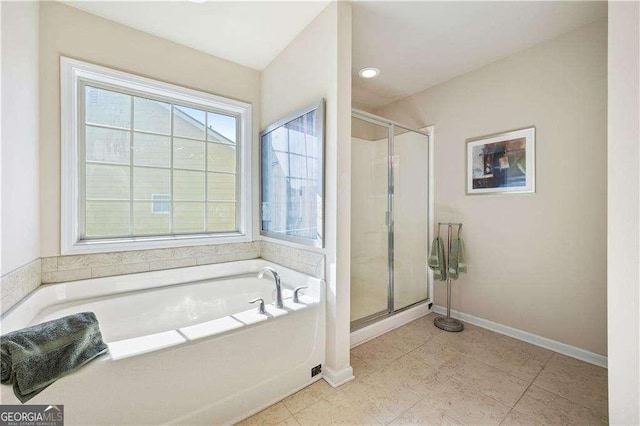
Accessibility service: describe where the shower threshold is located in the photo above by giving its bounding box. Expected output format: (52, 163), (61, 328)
(350, 299), (432, 347)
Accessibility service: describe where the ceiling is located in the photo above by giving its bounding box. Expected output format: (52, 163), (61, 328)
(61, 1), (330, 70)
(352, 1), (607, 109)
(63, 1), (606, 109)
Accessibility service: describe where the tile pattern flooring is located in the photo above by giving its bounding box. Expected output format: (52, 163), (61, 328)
(237, 313), (608, 425)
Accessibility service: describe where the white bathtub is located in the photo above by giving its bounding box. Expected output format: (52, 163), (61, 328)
(0, 259), (326, 425)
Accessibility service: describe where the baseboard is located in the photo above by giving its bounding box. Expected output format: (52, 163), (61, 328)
(432, 305), (607, 368)
(350, 302), (432, 348)
(323, 365), (355, 388)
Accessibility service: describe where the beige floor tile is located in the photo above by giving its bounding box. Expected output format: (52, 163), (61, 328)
(336, 376), (421, 424)
(500, 409), (543, 425)
(276, 417), (300, 426)
(237, 402), (292, 426)
(351, 336), (406, 369)
(377, 317), (441, 354)
(439, 332), (547, 382)
(351, 352), (378, 379)
(293, 391), (381, 425)
(498, 335), (554, 364)
(438, 353), (530, 406)
(533, 353), (608, 417)
(244, 319), (608, 426)
(283, 380), (338, 414)
(412, 373), (512, 425)
(408, 338), (467, 370)
(371, 354), (440, 396)
(514, 385), (607, 425)
(390, 399), (461, 425)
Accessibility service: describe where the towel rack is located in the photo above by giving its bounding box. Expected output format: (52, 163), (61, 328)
(434, 222), (465, 332)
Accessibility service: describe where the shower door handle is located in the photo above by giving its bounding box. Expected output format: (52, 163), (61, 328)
(385, 211), (393, 226)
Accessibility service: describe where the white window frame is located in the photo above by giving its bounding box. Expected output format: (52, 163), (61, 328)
(61, 57), (252, 255)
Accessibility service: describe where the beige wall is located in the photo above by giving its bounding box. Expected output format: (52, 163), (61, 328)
(39, 2), (261, 257)
(607, 2), (639, 422)
(261, 1), (353, 383)
(376, 19), (607, 355)
(1, 1), (40, 275)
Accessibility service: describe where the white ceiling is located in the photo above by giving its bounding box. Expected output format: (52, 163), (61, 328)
(62, 1), (606, 109)
(61, 1), (330, 70)
(352, 1), (607, 109)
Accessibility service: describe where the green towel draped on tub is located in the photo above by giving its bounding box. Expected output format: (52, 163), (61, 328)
(1, 312), (108, 403)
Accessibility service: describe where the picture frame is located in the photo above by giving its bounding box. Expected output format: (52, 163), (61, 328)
(466, 126), (535, 195)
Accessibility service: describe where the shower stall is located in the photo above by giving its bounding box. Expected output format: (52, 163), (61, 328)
(351, 109), (433, 330)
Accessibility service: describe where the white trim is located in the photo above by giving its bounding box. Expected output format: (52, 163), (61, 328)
(60, 57), (252, 255)
(432, 305), (608, 368)
(323, 365), (354, 388)
(351, 302), (432, 348)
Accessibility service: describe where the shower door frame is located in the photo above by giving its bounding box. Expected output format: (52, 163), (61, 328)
(351, 109), (435, 331)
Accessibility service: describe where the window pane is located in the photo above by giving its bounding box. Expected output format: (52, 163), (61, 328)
(86, 164), (130, 199)
(261, 107), (322, 243)
(133, 133), (170, 168)
(85, 201), (130, 237)
(287, 115), (316, 155)
(174, 138), (205, 170)
(174, 202), (205, 233)
(207, 112), (236, 144)
(207, 143), (236, 173)
(270, 127), (289, 151)
(133, 167), (170, 200)
(207, 173), (236, 201)
(173, 170), (205, 201)
(289, 154), (308, 179)
(207, 203), (236, 232)
(85, 86), (131, 128)
(133, 97), (170, 134)
(308, 157), (320, 180)
(133, 201), (170, 235)
(173, 106), (205, 140)
(85, 126), (130, 164)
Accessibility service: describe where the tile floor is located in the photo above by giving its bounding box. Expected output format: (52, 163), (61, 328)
(237, 313), (608, 425)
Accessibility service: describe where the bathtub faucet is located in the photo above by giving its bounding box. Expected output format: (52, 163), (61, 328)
(257, 267), (284, 309)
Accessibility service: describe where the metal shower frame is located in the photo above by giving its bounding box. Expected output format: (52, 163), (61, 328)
(351, 108), (434, 330)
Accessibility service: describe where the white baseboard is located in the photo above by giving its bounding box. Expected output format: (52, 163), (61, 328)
(351, 302), (432, 348)
(323, 365), (355, 388)
(432, 305), (607, 368)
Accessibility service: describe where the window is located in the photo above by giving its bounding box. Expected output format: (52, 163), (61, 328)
(61, 58), (252, 254)
(260, 100), (324, 247)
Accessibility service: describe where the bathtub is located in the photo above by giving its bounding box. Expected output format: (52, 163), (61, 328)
(0, 259), (325, 425)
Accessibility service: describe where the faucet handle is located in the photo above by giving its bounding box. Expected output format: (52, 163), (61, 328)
(293, 286), (309, 303)
(249, 298), (266, 314)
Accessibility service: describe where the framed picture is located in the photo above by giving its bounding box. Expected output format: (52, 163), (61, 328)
(466, 127), (535, 195)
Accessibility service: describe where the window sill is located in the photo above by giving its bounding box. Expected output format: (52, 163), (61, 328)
(62, 232), (252, 255)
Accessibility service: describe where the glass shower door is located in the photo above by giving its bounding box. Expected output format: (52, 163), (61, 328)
(350, 116), (390, 323)
(392, 128), (430, 311)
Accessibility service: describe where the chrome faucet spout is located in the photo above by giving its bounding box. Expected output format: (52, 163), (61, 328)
(257, 267), (283, 309)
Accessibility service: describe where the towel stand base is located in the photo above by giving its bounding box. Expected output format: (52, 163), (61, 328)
(434, 315), (464, 332)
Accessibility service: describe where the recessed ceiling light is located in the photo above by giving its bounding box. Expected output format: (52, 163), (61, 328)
(359, 67), (380, 79)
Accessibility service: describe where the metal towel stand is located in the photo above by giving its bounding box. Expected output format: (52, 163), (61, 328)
(434, 222), (465, 332)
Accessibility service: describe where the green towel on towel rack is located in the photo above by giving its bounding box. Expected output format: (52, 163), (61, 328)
(428, 236), (447, 281)
(448, 238), (467, 280)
